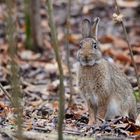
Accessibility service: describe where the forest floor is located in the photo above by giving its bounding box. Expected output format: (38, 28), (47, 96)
(0, 0), (140, 139)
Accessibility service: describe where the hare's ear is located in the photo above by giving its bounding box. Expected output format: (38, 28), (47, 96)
(82, 18), (91, 38)
(91, 17), (100, 40)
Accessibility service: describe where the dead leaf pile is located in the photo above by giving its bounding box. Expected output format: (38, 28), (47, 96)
(0, 0), (140, 139)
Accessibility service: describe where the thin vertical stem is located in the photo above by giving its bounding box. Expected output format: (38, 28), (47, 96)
(65, 0), (74, 106)
(5, 0), (23, 139)
(47, 0), (65, 140)
(114, 0), (140, 94)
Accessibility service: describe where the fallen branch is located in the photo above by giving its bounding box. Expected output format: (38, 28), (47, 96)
(63, 129), (81, 135)
(0, 128), (96, 140)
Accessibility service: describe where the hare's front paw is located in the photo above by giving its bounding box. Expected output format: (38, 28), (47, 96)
(87, 100), (98, 125)
(88, 117), (96, 125)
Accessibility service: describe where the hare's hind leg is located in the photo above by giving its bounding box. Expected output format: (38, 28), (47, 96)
(128, 95), (137, 120)
(129, 108), (136, 120)
(127, 98), (137, 120)
(121, 96), (136, 120)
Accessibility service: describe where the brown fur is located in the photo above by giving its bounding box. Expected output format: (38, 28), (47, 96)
(77, 18), (137, 125)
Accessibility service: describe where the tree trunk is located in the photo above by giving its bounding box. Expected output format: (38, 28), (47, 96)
(30, 0), (43, 49)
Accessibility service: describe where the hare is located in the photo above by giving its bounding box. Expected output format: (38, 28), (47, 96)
(77, 17), (137, 125)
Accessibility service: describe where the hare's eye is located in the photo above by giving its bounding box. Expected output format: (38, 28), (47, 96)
(93, 43), (97, 49)
(79, 42), (82, 48)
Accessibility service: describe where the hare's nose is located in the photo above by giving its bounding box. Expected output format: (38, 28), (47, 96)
(84, 56), (88, 62)
(85, 56), (88, 59)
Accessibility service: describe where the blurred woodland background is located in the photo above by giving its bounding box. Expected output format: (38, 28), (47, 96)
(0, 0), (140, 140)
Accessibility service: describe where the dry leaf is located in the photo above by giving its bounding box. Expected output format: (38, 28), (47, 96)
(99, 35), (114, 43)
(113, 37), (128, 49)
(53, 101), (59, 111)
(117, 0), (139, 8)
(107, 49), (131, 63)
(67, 34), (81, 44)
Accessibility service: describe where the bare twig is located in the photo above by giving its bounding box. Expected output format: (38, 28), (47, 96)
(47, 0), (65, 140)
(63, 129), (81, 135)
(65, 0), (74, 107)
(97, 116), (105, 123)
(0, 83), (13, 103)
(5, 0), (24, 139)
(114, 0), (140, 94)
